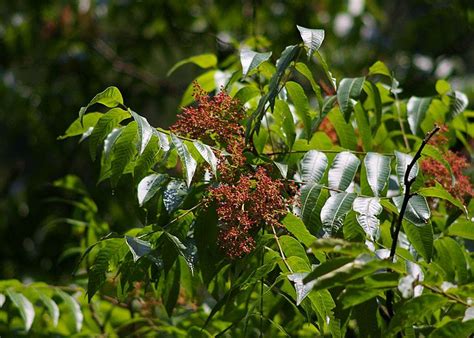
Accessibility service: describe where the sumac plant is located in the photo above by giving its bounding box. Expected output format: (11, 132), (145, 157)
(3, 25), (474, 337)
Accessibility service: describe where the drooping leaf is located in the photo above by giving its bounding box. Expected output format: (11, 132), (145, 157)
(281, 212), (316, 247)
(407, 96), (431, 135)
(395, 151), (419, 188)
(240, 49), (272, 77)
(193, 141), (218, 176)
(447, 90), (468, 120)
(364, 152), (391, 196)
(137, 174), (166, 206)
(288, 272), (314, 305)
(125, 236), (152, 262)
(286, 81), (312, 138)
(387, 294), (447, 335)
(296, 25), (325, 58)
(56, 290), (84, 333)
(337, 77), (365, 122)
(171, 134), (197, 187)
(315, 51), (337, 91)
(167, 53), (217, 76)
(275, 100), (296, 149)
(59, 113), (103, 140)
(295, 62), (323, 109)
(246, 45), (300, 140)
(134, 135), (160, 180)
(109, 121), (138, 187)
(163, 179), (188, 213)
(327, 107), (357, 150)
(328, 151), (360, 192)
(393, 195), (430, 226)
(404, 221), (433, 261)
(352, 197), (382, 240)
(434, 237), (469, 284)
(300, 183), (323, 231)
(354, 103), (372, 151)
(164, 232), (196, 274)
(88, 108), (130, 161)
(301, 150), (328, 184)
(38, 294), (59, 327)
(320, 192), (357, 235)
(6, 290), (35, 332)
(274, 161), (288, 178)
(129, 110), (153, 155)
(418, 184), (467, 216)
(79, 86), (124, 120)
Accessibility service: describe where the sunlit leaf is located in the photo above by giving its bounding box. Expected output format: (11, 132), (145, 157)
(321, 192), (357, 235)
(167, 53), (217, 76)
(240, 49), (272, 77)
(407, 96), (431, 135)
(193, 141), (218, 176)
(352, 197), (382, 240)
(6, 290), (35, 332)
(364, 152), (391, 196)
(125, 236), (152, 262)
(337, 77), (365, 122)
(301, 150), (328, 184)
(171, 134), (197, 187)
(328, 151), (360, 192)
(296, 25), (325, 58)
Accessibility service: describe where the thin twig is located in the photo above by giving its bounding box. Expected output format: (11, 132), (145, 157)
(389, 125), (439, 262)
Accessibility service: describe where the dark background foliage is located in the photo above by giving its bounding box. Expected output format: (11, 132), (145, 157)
(0, 0), (473, 281)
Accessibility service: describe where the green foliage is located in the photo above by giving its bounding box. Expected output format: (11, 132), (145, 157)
(3, 22), (473, 337)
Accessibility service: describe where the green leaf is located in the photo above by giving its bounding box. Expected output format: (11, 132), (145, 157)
(395, 151), (419, 187)
(233, 85), (260, 104)
(246, 45), (300, 139)
(167, 53), (217, 76)
(56, 290), (84, 333)
(164, 232), (196, 274)
(328, 151), (360, 192)
(134, 135), (160, 180)
(6, 290), (35, 332)
(364, 152), (391, 196)
(447, 90), (468, 120)
(301, 150), (328, 184)
(446, 220), (474, 240)
(295, 62), (323, 109)
(407, 96), (431, 135)
(404, 221), (433, 261)
(340, 287), (384, 309)
(79, 86), (124, 120)
(125, 236), (152, 262)
(129, 110), (153, 155)
(418, 184), (467, 215)
(354, 103), (372, 151)
(240, 49), (272, 77)
(387, 294), (447, 335)
(38, 294), (59, 327)
(337, 77), (365, 122)
(287, 272), (313, 305)
(315, 51), (337, 90)
(368, 61), (391, 78)
(296, 25), (325, 58)
(393, 195), (430, 226)
(327, 107), (357, 150)
(320, 192), (357, 235)
(435, 79), (451, 96)
(286, 81), (312, 139)
(434, 237), (469, 284)
(194, 207), (218, 284)
(88, 108), (130, 161)
(275, 99), (296, 149)
(274, 161), (288, 178)
(429, 319), (474, 338)
(279, 235), (310, 266)
(352, 197), (382, 240)
(300, 183), (323, 231)
(193, 141), (218, 176)
(282, 212), (316, 247)
(109, 121), (138, 187)
(59, 113), (102, 140)
(363, 81), (382, 128)
(171, 134), (197, 187)
(163, 179), (188, 213)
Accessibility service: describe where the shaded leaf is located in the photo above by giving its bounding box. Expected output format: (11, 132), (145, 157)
(125, 236), (152, 262)
(393, 195), (430, 226)
(163, 180), (188, 213)
(286, 81), (312, 139)
(281, 212), (316, 247)
(418, 184), (467, 216)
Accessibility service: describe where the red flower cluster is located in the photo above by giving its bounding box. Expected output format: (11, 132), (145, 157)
(421, 125), (473, 202)
(171, 83), (245, 148)
(210, 167), (288, 259)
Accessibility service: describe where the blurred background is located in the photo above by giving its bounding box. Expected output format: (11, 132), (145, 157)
(1, 0), (473, 282)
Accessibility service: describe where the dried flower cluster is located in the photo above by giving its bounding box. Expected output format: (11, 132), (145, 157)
(421, 125), (473, 202)
(210, 167), (288, 259)
(171, 85), (290, 259)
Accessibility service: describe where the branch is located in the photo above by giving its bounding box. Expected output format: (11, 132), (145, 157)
(264, 149), (395, 157)
(389, 125), (440, 262)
